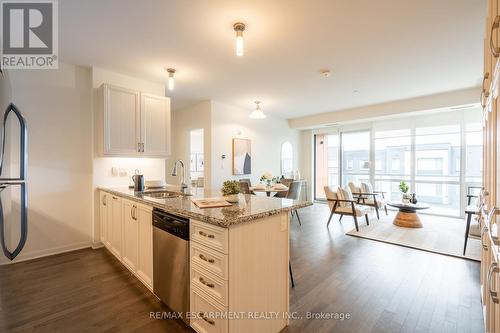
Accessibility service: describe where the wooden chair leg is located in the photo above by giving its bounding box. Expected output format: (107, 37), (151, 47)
(327, 210), (335, 227)
(384, 205), (388, 215)
(374, 205), (380, 220)
(295, 210), (302, 226)
(339, 214), (343, 222)
(353, 215), (359, 232)
(365, 214), (369, 226)
(463, 213), (472, 255)
(289, 262), (295, 288)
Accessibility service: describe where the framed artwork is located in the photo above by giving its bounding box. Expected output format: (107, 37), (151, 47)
(233, 138), (251, 175)
(196, 154), (204, 171)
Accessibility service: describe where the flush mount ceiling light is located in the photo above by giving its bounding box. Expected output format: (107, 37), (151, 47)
(319, 69), (331, 78)
(233, 22), (245, 56)
(166, 68), (176, 91)
(249, 101), (266, 119)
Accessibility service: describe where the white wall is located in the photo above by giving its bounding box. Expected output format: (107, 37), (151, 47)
(2, 63), (93, 264)
(210, 101), (300, 190)
(167, 101), (212, 188)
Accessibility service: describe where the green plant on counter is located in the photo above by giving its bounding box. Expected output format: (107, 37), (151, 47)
(221, 180), (240, 196)
(399, 181), (409, 194)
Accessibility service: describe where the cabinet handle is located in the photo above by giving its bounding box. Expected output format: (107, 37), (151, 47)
(137, 142), (141, 152)
(491, 16), (500, 58)
(198, 312), (215, 325)
(131, 205), (137, 220)
(488, 262), (499, 304)
(141, 143), (145, 152)
(102, 195), (107, 206)
(199, 254), (215, 263)
(482, 226), (489, 251)
(481, 73), (490, 108)
(199, 231), (215, 239)
(199, 277), (215, 288)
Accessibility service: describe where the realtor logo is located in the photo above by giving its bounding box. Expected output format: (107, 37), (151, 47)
(1, 0), (58, 69)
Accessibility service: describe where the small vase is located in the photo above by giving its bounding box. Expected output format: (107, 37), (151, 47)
(224, 194), (239, 203)
(402, 193), (410, 204)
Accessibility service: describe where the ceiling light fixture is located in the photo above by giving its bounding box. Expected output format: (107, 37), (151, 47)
(166, 68), (176, 90)
(233, 22), (245, 56)
(249, 101), (266, 119)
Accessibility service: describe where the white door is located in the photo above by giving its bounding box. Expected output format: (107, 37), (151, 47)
(122, 199), (139, 272)
(99, 191), (109, 245)
(110, 195), (122, 258)
(141, 93), (170, 156)
(136, 204), (153, 289)
(104, 85), (141, 155)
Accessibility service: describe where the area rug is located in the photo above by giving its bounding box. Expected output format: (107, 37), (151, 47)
(346, 212), (481, 261)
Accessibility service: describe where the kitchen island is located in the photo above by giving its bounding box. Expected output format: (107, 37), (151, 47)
(97, 187), (311, 333)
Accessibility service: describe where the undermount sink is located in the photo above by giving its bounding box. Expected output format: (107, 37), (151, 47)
(142, 190), (191, 199)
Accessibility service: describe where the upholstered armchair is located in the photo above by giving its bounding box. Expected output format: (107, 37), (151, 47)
(324, 186), (370, 231)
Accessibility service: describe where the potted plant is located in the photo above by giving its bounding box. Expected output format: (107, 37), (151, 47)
(399, 181), (411, 204)
(221, 180), (240, 203)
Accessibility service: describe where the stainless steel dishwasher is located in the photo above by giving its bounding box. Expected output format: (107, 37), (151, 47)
(152, 208), (190, 324)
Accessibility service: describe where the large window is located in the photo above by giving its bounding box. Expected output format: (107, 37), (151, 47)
(374, 129), (411, 202)
(341, 131), (370, 186)
(414, 125), (461, 216)
(313, 109), (483, 217)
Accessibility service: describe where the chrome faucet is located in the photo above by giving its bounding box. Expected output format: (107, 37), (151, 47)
(171, 160), (188, 193)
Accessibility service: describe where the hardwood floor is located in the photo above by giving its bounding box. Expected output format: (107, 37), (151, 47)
(0, 204), (483, 333)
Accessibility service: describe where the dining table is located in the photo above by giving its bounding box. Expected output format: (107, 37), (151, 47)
(250, 186), (289, 197)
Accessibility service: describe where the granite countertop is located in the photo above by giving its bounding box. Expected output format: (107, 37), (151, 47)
(98, 186), (312, 228)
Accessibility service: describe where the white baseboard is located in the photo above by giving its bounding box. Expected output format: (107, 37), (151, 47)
(0, 241), (93, 265)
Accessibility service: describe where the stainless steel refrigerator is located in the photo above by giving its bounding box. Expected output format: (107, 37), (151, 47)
(0, 68), (28, 261)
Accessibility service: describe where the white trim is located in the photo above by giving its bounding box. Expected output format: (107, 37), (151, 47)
(0, 242), (92, 266)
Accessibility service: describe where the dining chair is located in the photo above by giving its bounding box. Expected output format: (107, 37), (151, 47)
(274, 178), (293, 198)
(287, 181), (302, 225)
(238, 180), (252, 195)
(239, 178), (256, 195)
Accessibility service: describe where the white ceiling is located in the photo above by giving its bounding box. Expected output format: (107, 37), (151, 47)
(59, 0), (486, 118)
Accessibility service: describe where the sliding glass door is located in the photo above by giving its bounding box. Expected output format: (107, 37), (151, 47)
(314, 134), (339, 199)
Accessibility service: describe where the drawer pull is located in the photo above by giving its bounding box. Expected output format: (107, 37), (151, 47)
(488, 262), (499, 304)
(199, 277), (215, 288)
(199, 312), (215, 325)
(199, 254), (215, 263)
(199, 231), (215, 239)
(491, 16), (500, 57)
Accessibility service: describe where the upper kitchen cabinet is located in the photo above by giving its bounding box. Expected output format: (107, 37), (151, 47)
(141, 93), (171, 156)
(96, 84), (171, 157)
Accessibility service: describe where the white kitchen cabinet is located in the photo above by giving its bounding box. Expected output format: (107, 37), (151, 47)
(101, 193), (154, 291)
(141, 93), (171, 156)
(99, 191), (109, 246)
(136, 204), (153, 290)
(122, 199), (139, 272)
(110, 195), (123, 259)
(98, 84), (171, 157)
(103, 85), (141, 155)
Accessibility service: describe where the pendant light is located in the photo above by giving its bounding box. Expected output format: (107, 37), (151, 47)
(233, 22), (245, 56)
(249, 101), (266, 119)
(166, 68), (176, 90)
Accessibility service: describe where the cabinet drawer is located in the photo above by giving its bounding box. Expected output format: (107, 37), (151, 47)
(191, 263), (228, 307)
(191, 287), (228, 333)
(191, 242), (228, 280)
(191, 220), (228, 254)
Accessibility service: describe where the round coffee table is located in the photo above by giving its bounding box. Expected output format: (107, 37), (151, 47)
(387, 202), (430, 228)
